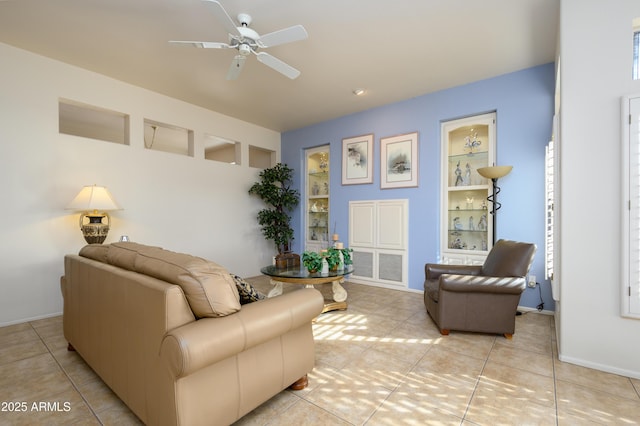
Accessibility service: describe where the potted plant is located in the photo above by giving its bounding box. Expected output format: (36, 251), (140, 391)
(340, 247), (353, 266)
(302, 251), (323, 273)
(248, 163), (300, 268)
(325, 248), (342, 271)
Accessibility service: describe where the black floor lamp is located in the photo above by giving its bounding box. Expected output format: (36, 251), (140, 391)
(477, 165), (513, 245)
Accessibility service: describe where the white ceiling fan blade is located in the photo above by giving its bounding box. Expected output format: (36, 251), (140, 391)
(203, 0), (242, 38)
(226, 55), (246, 80)
(256, 52), (300, 79)
(258, 25), (308, 48)
(169, 40), (230, 49)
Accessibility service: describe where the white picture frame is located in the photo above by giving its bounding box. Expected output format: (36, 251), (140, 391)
(380, 132), (419, 189)
(342, 134), (374, 185)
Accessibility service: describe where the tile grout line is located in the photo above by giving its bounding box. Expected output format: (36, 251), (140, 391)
(460, 335), (497, 424)
(29, 320), (105, 425)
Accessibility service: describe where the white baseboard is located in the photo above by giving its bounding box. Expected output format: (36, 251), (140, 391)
(558, 354), (640, 380)
(0, 311), (62, 328)
(517, 305), (554, 316)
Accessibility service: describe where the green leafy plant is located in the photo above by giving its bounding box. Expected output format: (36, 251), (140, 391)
(248, 163), (300, 255)
(340, 247), (353, 265)
(302, 251), (323, 272)
(325, 248), (342, 270)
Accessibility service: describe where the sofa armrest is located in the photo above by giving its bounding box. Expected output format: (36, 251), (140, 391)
(440, 274), (526, 295)
(425, 263), (482, 280)
(160, 288), (324, 378)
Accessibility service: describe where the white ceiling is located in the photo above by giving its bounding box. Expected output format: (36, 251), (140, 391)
(0, 0), (559, 132)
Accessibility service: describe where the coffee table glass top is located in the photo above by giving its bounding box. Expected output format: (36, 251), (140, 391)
(260, 264), (354, 279)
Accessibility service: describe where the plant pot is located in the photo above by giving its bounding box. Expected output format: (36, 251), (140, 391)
(275, 252), (300, 269)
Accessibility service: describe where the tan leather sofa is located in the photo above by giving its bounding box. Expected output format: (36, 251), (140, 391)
(61, 242), (324, 426)
(424, 239), (536, 339)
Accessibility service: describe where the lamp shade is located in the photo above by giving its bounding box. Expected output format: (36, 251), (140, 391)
(66, 185), (121, 212)
(477, 165), (513, 180)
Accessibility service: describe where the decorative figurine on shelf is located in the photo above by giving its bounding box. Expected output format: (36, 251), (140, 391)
(453, 217), (463, 230)
(481, 200), (487, 210)
(463, 163), (471, 185)
(464, 132), (482, 153)
(454, 161), (463, 186)
(451, 237), (464, 249)
(481, 239), (488, 251)
(477, 214), (488, 231)
(468, 216), (475, 230)
(466, 196), (474, 209)
(319, 152), (328, 172)
(312, 181), (320, 195)
(310, 202), (319, 212)
(324, 182), (329, 194)
(311, 230), (318, 240)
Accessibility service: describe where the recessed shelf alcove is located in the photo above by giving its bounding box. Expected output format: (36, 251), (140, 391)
(204, 134), (241, 165)
(59, 99), (129, 145)
(144, 119), (193, 157)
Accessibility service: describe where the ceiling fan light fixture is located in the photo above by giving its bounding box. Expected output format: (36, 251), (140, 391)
(353, 88), (366, 96)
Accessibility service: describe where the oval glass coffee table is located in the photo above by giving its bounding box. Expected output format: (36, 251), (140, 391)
(260, 264), (354, 313)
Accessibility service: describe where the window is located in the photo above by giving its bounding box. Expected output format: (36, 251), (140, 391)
(622, 95), (640, 318)
(633, 17), (640, 80)
(545, 139), (554, 282)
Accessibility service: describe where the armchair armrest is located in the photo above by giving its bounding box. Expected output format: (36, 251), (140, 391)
(440, 274), (526, 295)
(160, 288), (323, 378)
(425, 263), (482, 280)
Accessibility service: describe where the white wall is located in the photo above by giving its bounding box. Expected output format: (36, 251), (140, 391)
(559, 0), (640, 378)
(0, 42), (280, 326)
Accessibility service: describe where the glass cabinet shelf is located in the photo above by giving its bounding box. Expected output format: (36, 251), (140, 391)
(305, 146), (330, 250)
(441, 113), (496, 262)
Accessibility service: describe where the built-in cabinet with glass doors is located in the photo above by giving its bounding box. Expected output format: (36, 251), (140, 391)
(305, 146), (330, 252)
(441, 112), (496, 265)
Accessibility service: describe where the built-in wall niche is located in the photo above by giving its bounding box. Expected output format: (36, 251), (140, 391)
(144, 119), (193, 157)
(249, 145), (275, 169)
(204, 134), (241, 165)
(59, 99), (129, 145)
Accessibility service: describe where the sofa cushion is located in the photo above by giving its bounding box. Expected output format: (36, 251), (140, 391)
(79, 242), (241, 318)
(230, 274), (266, 305)
(78, 244), (109, 263)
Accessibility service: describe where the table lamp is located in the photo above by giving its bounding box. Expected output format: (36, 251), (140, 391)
(66, 185), (122, 244)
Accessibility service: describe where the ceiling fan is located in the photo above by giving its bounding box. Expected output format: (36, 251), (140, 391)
(170, 0), (308, 80)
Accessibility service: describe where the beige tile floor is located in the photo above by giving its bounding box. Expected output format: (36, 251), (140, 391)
(1, 277), (639, 425)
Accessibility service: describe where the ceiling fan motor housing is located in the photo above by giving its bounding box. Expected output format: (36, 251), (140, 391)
(238, 43), (251, 56)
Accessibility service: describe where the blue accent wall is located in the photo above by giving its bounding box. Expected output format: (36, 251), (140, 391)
(282, 63), (555, 311)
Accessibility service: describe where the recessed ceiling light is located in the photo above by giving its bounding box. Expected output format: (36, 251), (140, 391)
(352, 88), (366, 96)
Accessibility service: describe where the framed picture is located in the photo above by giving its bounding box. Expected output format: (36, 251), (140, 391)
(342, 134), (374, 185)
(380, 132), (419, 189)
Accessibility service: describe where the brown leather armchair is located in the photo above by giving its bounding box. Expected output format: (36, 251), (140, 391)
(424, 239), (536, 339)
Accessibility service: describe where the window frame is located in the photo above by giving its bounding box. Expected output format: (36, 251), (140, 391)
(621, 94), (640, 319)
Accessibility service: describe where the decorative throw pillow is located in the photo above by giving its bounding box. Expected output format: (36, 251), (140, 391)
(230, 274), (266, 305)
